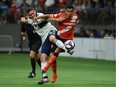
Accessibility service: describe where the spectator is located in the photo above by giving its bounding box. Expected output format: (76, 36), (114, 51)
(100, 29), (109, 38)
(44, 0), (56, 13)
(90, 29), (100, 38)
(19, 0), (30, 16)
(111, 30), (116, 39)
(0, 0), (114, 26)
(0, 1), (9, 23)
(14, 7), (22, 23)
(8, 3), (16, 23)
(57, 0), (66, 8)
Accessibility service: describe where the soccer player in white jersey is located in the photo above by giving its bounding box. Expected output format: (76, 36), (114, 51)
(21, 8), (70, 85)
(30, 4), (78, 83)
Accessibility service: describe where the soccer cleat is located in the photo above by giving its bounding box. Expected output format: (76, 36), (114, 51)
(67, 49), (74, 55)
(37, 77), (49, 85)
(28, 72), (36, 78)
(50, 74), (57, 83)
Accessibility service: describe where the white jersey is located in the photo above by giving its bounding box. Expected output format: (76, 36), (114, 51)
(27, 12), (57, 43)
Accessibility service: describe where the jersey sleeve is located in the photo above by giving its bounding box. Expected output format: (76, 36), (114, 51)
(37, 12), (44, 16)
(36, 12), (45, 22)
(73, 13), (79, 22)
(76, 13), (79, 21)
(52, 13), (62, 18)
(27, 18), (33, 24)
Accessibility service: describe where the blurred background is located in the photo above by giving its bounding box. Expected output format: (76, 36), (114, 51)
(0, 0), (115, 60)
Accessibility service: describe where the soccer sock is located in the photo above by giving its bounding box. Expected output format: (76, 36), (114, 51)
(51, 60), (57, 75)
(41, 61), (48, 78)
(36, 58), (41, 67)
(55, 40), (67, 51)
(44, 55), (57, 72)
(30, 58), (36, 74)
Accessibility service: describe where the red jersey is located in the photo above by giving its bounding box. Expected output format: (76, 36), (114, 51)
(52, 13), (78, 40)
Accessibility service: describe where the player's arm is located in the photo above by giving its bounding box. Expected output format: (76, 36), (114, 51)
(47, 14), (66, 22)
(47, 17), (65, 22)
(21, 22), (26, 41)
(21, 32), (26, 41)
(32, 14), (51, 22)
(33, 14), (66, 22)
(34, 14), (50, 19)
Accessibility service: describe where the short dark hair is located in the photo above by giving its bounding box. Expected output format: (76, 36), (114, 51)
(25, 8), (34, 14)
(65, 4), (74, 10)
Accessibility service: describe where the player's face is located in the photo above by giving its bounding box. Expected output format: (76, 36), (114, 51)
(27, 10), (36, 18)
(65, 8), (74, 18)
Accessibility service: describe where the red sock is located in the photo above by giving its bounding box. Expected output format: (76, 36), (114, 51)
(44, 55), (57, 72)
(51, 61), (57, 75)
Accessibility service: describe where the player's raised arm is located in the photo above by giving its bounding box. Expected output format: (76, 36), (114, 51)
(47, 14), (66, 22)
(33, 14), (50, 20)
(33, 13), (66, 22)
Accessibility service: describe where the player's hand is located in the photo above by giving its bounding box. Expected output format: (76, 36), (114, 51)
(22, 36), (26, 41)
(21, 17), (27, 22)
(33, 16), (38, 22)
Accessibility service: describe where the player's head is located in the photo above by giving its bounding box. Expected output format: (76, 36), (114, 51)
(26, 8), (36, 18)
(65, 4), (74, 18)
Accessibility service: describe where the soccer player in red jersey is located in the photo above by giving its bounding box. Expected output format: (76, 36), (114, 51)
(40, 4), (78, 83)
(32, 4), (78, 84)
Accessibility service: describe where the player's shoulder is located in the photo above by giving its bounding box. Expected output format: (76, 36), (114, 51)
(72, 13), (79, 19)
(20, 17), (26, 22)
(73, 13), (78, 17)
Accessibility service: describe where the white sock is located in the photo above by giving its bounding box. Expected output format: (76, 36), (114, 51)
(55, 40), (67, 51)
(41, 61), (48, 77)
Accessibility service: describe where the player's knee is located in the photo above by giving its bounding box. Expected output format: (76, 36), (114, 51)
(29, 51), (36, 58)
(49, 35), (56, 43)
(29, 54), (35, 59)
(40, 54), (47, 62)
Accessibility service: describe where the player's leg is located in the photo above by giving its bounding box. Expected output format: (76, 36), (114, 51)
(50, 60), (57, 83)
(35, 52), (41, 67)
(43, 47), (61, 72)
(37, 39), (51, 85)
(48, 30), (67, 51)
(37, 54), (49, 85)
(42, 48), (60, 83)
(28, 41), (41, 78)
(53, 36), (74, 55)
(32, 41), (41, 68)
(49, 31), (74, 55)
(28, 50), (36, 78)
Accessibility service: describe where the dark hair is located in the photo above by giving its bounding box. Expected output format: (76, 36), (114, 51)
(65, 4), (74, 10)
(25, 8), (34, 14)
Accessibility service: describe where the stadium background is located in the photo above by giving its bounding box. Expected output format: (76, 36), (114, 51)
(0, 0), (115, 87)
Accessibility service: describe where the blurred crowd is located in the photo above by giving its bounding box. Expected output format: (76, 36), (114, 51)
(74, 28), (116, 39)
(0, 0), (115, 38)
(0, 0), (115, 24)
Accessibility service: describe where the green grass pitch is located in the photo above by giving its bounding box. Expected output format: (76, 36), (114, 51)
(0, 53), (115, 87)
